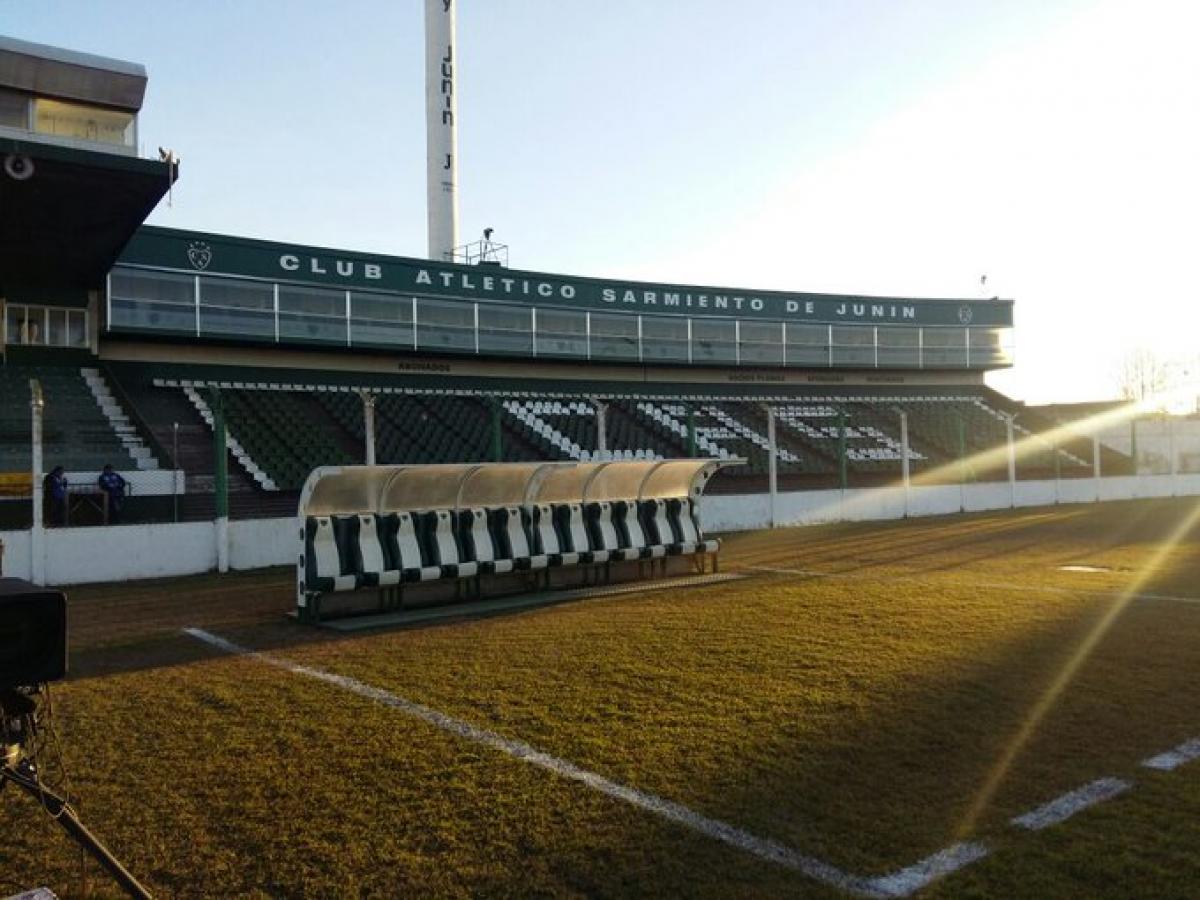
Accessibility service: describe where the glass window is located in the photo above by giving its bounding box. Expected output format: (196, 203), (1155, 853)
(877, 326), (919, 368)
(6, 305), (25, 344)
(47, 308), (67, 347)
(641, 315), (689, 362)
(535, 309), (587, 358)
(968, 327), (1011, 366)
(739, 321), (783, 366)
(350, 292), (413, 348)
(478, 304), (532, 355)
(0, 88), (29, 130)
(691, 319), (736, 364)
(279, 285), (345, 344)
(590, 312), (639, 361)
(785, 323), (828, 365)
(34, 98), (134, 147)
(67, 310), (87, 347)
(199, 276), (273, 339)
(831, 325), (874, 366)
(416, 298), (474, 351)
(922, 327), (968, 368)
(109, 268), (195, 333)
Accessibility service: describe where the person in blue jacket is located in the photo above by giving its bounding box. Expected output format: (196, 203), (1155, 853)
(98, 464), (127, 525)
(44, 465), (68, 526)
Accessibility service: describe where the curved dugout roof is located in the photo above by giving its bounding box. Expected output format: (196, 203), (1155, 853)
(298, 459), (737, 518)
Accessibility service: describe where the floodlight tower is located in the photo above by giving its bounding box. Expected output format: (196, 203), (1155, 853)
(425, 0), (458, 262)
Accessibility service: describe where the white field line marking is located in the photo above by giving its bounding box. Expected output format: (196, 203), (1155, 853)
(868, 843), (990, 898)
(745, 566), (1200, 607)
(1010, 778), (1131, 831)
(183, 627), (983, 898)
(1142, 738), (1200, 771)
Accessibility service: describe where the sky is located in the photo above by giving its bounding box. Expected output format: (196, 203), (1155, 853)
(5, 0), (1199, 404)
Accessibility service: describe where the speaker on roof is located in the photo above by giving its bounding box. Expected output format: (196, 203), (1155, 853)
(0, 579), (67, 689)
(3, 153), (34, 181)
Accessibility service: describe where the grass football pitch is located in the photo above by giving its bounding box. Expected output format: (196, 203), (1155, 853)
(2, 496), (1199, 898)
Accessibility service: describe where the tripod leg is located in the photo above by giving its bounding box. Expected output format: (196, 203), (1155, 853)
(2, 764), (154, 900)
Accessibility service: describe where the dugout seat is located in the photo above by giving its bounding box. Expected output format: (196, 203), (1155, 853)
(554, 503), (603, 564)
(459, 508), (516, 575)
(585, 501), (641, 562)
(613, 500), (667, 560)
(304, 515), (361, 593)
(532, 504), (582, 567)
(355, 513), (400, 587)
(422, 509), (478, 580)
(667, 497), (721, 557)
(381, 511), (442, 582)
(489, 506), (548, 571)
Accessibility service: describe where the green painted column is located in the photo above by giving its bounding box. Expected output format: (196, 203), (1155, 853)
(490, 396), (503, 462)
(957, 414), (968, 484)
(687, 404), (697, 457)
(210, 386), (229, 573)
(838, 411), (848, 490)
(211, 387), (228, 518)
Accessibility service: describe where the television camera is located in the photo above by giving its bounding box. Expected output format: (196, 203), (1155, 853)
(1, 577), (153, 899)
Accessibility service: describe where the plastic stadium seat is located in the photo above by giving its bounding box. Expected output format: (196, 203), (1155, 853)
(553, 504), (602, 564)
(420, 510), (478, 579)
(458, 508), (515, 575)
(355, 514), (400, 587)
(612, 500), (666, 559)
(489, 506), (548, 570)
(585, 502), (640, 562)
(304, 516), (360, 593)
(532, 503), (581, 566)
(380, 512), (442, 583)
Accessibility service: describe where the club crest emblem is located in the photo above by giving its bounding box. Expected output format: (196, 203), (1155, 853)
(958, 305), (973, 325)
(187, 241), (213, 271)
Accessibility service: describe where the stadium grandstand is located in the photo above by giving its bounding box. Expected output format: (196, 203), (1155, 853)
(0, 35), (1133, 537)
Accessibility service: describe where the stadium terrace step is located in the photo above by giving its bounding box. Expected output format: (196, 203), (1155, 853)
(0, 364), (133, 472)
(6, 368), (1136, 518)
(183, 386), (279, 491)
(80, 366), (160, 470)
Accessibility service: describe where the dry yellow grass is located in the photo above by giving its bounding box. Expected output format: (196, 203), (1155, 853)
(2, 497), (1199, 898)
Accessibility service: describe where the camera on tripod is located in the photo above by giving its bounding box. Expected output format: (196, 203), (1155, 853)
(1, 575), (67, 773)
(0, 579), (152, 897)
(0, 577), (68, 692)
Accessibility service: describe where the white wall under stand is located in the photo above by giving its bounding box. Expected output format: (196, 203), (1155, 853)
(1, 472), (1198, 585)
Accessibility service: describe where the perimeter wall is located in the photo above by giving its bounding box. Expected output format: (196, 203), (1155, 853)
(2, 473), (1198, 585)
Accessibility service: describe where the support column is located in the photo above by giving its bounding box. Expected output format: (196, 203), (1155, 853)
(30, 380), (45, 585)
(1169, 416), (1178, 495)
(686, 404), (697, 457)
(838, 410), (848, 491)
(1093, 432), (1102, 501)
(210, 386), (229, 574)
(1130, 418), (1139, 475)
(763, 403), (777, 527)
(1006, 414), (1017, 508)
(593, 398), (608, 459)
(360, 391), (377, 465)
(490, 396), (503, 462)
(957, 414), (968, 484)
(172, 421), (180, 523)
(899, 409), (911, 517)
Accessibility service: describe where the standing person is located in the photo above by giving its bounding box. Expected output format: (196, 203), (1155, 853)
(45, 466), (68, 527)
(98, 464), (127, 525)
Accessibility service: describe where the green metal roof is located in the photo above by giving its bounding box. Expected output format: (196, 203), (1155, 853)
(0, 136), (174, 293)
